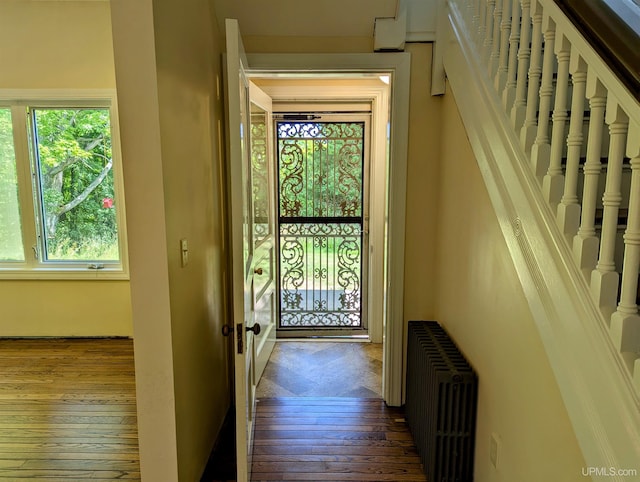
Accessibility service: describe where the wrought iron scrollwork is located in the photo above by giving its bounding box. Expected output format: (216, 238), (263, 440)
(277, 121), (365, 330)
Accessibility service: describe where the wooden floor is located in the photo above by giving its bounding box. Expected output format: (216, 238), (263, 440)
(256, 342), (382, 398)
(251, 397), (427, 482)
(0, 338), (140, 481)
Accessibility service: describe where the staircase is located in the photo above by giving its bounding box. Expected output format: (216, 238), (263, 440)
(438, 0), (640, 476)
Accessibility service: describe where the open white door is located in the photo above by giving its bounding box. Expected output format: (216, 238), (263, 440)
(248, 83), (278, 384)
(224, 19), (276, 482)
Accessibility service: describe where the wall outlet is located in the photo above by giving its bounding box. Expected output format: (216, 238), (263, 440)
(490, 432), (501, 469)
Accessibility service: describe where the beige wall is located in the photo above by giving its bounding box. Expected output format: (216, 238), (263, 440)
(434, 89), (586, 481)
(110, 0), (179, 478)
(0, 1), (115, 90)
(0, 0), (132, 337)
(111, 0), (229, 479)
(402, 43), (441, 322)
(152, 0), (229, 479)
(0, 281), (131, 336)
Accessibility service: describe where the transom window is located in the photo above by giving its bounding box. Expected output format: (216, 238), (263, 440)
(0, 93), (127, 278)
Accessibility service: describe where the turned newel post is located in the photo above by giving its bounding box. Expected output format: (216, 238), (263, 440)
(610, 122), (640, 377)
(502, 0), (521, 110)
(530, 14), (556, 178)
(510, 0), (532, 131)
(572, 73), (607, 278)
(591, 99), (629, 319)
(494, 0), (513, 91)
(542, 32), (570, 210)
(466, 0), (477, 27)
(489, 0), (504, 77)
(483, 0), (497, 63)
(471, 0), (485, 45)
(519, 1), (543, 153)
(556, 50), (587, 240)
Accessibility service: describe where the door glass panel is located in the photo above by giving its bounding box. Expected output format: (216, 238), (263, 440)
(0, 108), (25, 261)
(251, 103), (271, 246)
(277, 121), (366, 331)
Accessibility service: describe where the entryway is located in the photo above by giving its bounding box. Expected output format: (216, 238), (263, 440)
(248, 342), (427, 481)
(276, 116), (370, 337)
(220, 25), (412, 480)
(257, 342), (382, 397)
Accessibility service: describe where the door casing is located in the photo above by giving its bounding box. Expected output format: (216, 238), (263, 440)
(274, 112), (372, 338)
(246, 53), (411, 407)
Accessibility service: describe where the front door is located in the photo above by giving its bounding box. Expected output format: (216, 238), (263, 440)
(224, 19), (276, 482)
(276, 116), (370, 337)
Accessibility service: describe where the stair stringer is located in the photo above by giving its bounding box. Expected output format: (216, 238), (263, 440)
(441, 3), (640, 479)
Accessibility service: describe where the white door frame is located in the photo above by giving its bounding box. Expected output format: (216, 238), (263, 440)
(246, 53), (410, 406)
(256, 83), (386, 344)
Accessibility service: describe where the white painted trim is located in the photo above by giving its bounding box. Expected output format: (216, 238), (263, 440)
(444, 2), (640, 477)
(542, 1), (640, 128)
(0, 89), (129, 279)
(257, 82), (388, 345)
(430, 0), (448, 96)
(246, 53), (411, 406)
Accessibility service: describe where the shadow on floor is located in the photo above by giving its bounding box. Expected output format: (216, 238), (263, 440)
(200, 408), (236, 482)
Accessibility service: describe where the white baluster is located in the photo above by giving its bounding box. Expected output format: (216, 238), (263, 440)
(556, 50), (587, 239)
(510, 0), (532, 131)
(467, 0), (477, 27)
(573, 74), (607, 278)
(519, 0), (543, 153)
(591, 99), (629, 320)
(485, 0), (498, 64)
(530, 15), (556, 178)
(494, 0), (512, 91)
(489, 0), (504, 78)
(472, 0), (481, 32)
(610, 123), (640, 371)
(542, 33), (571, 210)
(477, 0), (487, 46)
(502, 0), (521, 110)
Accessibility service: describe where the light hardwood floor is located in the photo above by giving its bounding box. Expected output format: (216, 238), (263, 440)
(0, 338), (140, 480)
(256, 342), (383, 398)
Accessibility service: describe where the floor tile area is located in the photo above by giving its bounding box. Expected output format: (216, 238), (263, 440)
(256, 341), (383, 398)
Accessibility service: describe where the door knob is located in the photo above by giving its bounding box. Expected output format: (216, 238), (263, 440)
(221, 324), (233, 337)
(254, 267), (264, 275)
(246, 323), (261, 336)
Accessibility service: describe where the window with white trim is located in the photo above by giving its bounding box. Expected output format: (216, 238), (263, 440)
(0, 95), (127, 278)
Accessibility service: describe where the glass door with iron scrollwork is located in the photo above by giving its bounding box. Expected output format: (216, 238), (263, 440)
(276, 116), (369, 336)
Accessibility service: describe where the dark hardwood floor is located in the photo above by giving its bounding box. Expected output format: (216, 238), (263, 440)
(251, 397), (427, 481)
(248, 342), (426, 482)
(0, 338), (140, 480)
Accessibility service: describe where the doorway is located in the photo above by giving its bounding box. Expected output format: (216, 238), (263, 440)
(248, 75), (389, 404)
(241, 63), (411, 423)
(251, 75), (391, 347)
(276, 115), (371, 337)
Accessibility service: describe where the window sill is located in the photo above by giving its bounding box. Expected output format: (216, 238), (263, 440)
(0, 267), (129, 281)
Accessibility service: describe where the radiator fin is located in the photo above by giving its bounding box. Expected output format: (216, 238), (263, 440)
(406, 320), (478, 482)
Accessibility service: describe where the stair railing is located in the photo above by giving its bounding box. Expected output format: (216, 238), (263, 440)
(449, 0), (640, 390)
(441, 0), (640, 473)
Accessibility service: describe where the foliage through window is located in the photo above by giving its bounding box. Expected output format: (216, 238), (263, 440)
(0, 108), (24, 261)
(0, 97), (126, 276)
